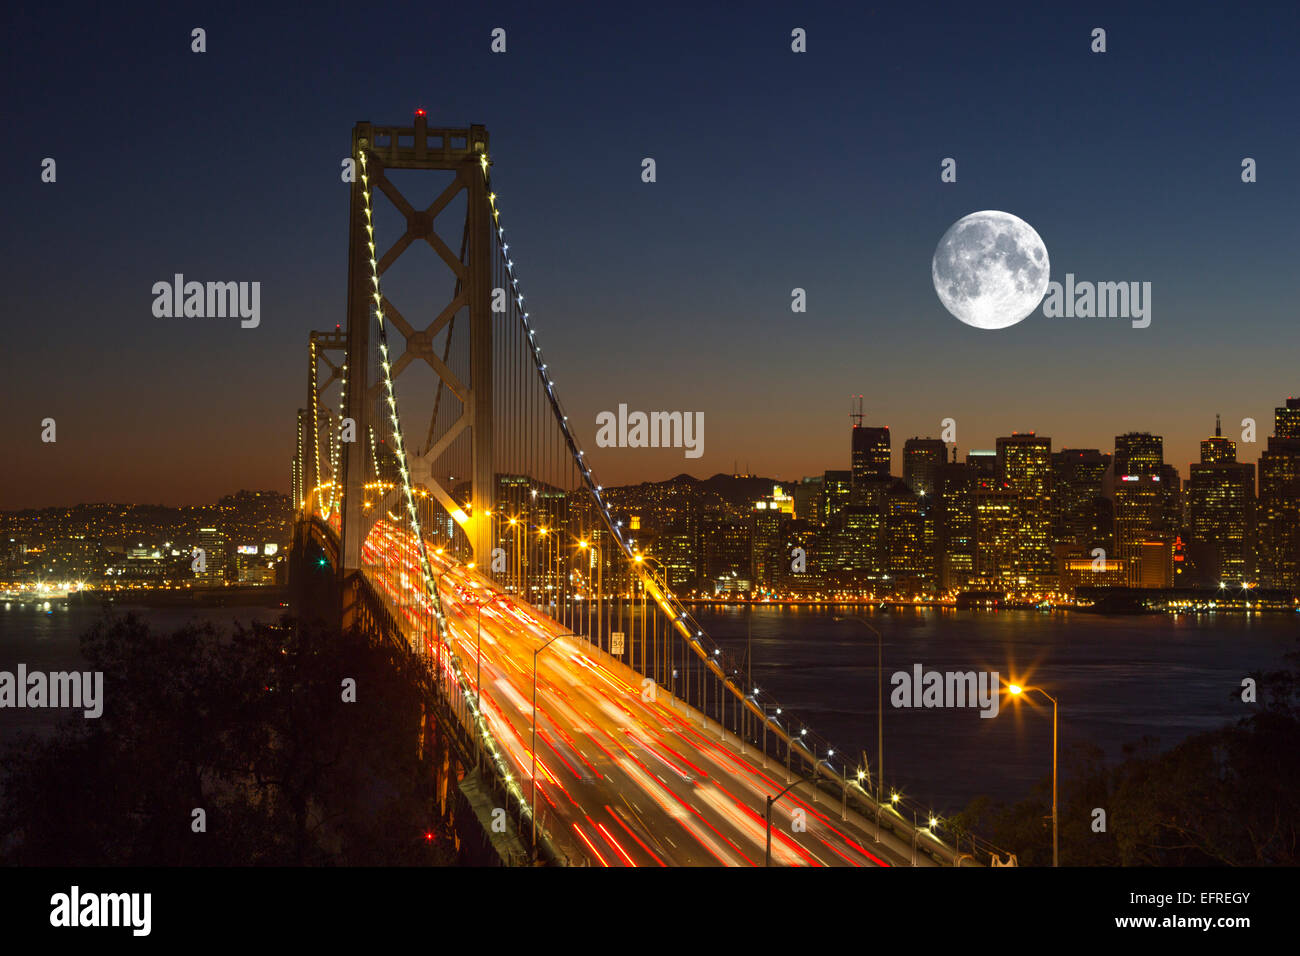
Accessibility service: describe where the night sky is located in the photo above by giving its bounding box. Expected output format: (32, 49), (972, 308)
(3, 2), (1297, 508)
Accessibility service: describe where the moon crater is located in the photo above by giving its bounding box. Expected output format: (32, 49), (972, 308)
(932, 210), (1050, 330)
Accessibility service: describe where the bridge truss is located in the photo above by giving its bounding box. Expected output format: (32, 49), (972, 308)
(291, 116), (1005, 867)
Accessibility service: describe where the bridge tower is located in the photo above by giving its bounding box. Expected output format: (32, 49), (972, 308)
(302, 328), (347, 517)
(340, 116), (495, 570)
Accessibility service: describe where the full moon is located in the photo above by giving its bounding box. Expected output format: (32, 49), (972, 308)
(931, 210), (1050, 330)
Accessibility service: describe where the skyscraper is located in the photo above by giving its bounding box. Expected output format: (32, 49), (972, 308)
(936, 451), (976, 592)
(851, 424), (891, 486)
(195, 527), (227, 588)
(1186, 416), (1254, 584)
(792, 475), (824, 526)
(1276, 396), (1300, 439)
(1259, 398), (1300, 591)
(1051, 448), (1112, 551)
(701, 513), (751, 592)
(966, 449), (998, 478)
(974, 478), (1018, 590)
(883, 478), (925, 588)
(1113, 432), (1172, 586)
(997, 432), (1055, 587)
(750, 494), (786, 592)
(821, 470), (852, 526)
(903, 437), (947, 499)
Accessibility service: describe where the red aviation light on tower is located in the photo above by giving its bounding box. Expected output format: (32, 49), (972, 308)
(415, 108), (426, 116)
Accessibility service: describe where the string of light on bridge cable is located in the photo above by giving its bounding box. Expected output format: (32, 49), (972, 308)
(475, 150), (1019, 864)
(357, 144), (535, 833)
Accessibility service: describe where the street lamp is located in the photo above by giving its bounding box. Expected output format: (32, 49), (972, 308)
(531, 630), (578, 855)
(834, 614), (885, 817)
(1007, 682), (1059, 867)
(765, 772), (815, 867)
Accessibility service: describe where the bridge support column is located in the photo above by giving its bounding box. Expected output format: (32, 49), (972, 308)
(340, 123), (374, 574)
(466, 152), (494, 564)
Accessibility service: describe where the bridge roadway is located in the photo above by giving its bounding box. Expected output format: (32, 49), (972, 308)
(361, 521), (943, 867)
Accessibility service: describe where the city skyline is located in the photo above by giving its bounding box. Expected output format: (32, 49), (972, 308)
(8, 392), (1298, 601)
(5, 397), (1296, 509)
(7, 0), (1300, 897)
(4, 5), (1299, 508)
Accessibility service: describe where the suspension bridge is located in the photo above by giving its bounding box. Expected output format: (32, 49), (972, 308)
(289, 115), (989, 867)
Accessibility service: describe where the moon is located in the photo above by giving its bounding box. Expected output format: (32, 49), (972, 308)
(932, 210), (1050, 330)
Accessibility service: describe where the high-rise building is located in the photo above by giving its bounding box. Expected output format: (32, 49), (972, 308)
(781, 521), (819, 594)
(1051, 448), (1111, 550)
(1259, 399), (1300, 591)
(851, 424), (891, 486)
(750, 496), (786, 591)
(1114, 432), (1163, 477)
(821, 470), (852, 526)
(900, 440), (945, 591)
(1160, 463), (1183, 534)
(997, 432), (1055, 587)
(701, 514), (751, 592)
(195, 527), (227, 588)
(1199, 415), (1236, 464)
(1186, 416), (1254, 584)
(936, 452), (976, 592)
(966, 450), (998, 478)
(903, 438), (947, 500)
(883, 479), (925, 588)
(792, 475), (824, 526)
(1113, 432), (1171, 586)
(1276, 396), (1300, 439)
(826, 504), (886, 587)
(973, 479), (1018, 590)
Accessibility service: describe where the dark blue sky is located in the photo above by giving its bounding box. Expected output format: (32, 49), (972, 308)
(3, 1), (1297, 507)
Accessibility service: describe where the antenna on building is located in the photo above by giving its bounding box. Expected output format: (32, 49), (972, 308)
(1215, 413), (1221, 437)
(850, 394), (864, 428)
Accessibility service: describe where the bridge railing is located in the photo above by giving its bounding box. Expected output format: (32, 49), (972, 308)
(353, 519), (582, 866)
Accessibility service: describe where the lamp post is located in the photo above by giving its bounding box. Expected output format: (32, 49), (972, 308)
(531, 630), (578, 855)
(759, 754), (832, 868)
(765, 775), (812, 867)
(834, 614), (885, 814)
(1008, 682), (1059, 867)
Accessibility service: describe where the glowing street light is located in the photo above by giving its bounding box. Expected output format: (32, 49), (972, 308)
(1007, 681), (1059, 867)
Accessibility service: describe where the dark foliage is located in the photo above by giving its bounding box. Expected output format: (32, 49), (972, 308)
(0, 614), (455, 865)
(952, 646), (1300, 866)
